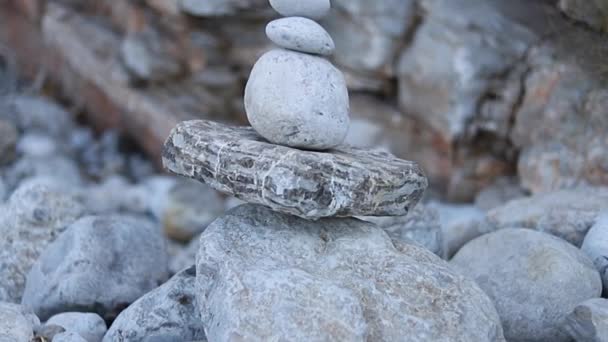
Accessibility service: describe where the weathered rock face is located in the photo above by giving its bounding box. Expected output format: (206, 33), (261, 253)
(162, 120), (427, 219)
(22, 215), (169, 321)
(452, 228), (602, 342)
(180, 0), (269, 17)
(482, 187), (608, 246)
(564, 298), (608, 342)
(361, 204), (443, 257)
(196, 204), (505, 342)
(0, 302), (40, 342)
(104, 266), (206, 342)
(323, 0), (416, 89)
(0, 180), (85, 303)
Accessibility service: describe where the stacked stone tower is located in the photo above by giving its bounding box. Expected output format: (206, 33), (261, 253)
(160, 1), (505, 340)
(245, 0), (349, 150)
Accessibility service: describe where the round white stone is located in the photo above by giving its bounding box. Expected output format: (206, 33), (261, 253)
(269, 0), (331, 20)
(244, 49), (350, 150)
(266, 17), (335, 56)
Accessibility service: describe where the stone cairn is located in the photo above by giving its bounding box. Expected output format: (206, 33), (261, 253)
(160, 0), (505, 340)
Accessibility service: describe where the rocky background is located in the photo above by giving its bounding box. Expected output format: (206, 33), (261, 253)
(1, 0), (608, 341)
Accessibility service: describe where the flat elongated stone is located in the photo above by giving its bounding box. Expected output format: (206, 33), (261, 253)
(162, 120), (427, 219)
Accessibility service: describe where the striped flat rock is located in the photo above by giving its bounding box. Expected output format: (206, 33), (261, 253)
(162, 120), (427, 219)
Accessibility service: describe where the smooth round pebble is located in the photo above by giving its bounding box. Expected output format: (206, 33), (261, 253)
(245, 49), (350, 150)
(451, 228), (602, 342)
(581, 214), (608, 293)
(269, 0), (330, 20)
(46, 312), (107, 342)
(266, 17), (335, 56)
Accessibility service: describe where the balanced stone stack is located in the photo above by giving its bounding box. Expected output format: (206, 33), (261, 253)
(162, 0), (507, 340)
(245, 0), (348, 150)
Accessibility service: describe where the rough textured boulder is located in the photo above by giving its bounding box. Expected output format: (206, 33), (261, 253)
(483, 187), (608, 246)
(22, 215), (169, 321)
(196, 204), (505, 341)
(0, 180), (85, 303)
(452, 228), (602, 341)
(163, 120), (427, 219)
(104, 266), (206, 342)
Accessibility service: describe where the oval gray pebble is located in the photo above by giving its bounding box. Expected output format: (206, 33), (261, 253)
(269, 0), (330, 20)
(266, 17), (335, 56)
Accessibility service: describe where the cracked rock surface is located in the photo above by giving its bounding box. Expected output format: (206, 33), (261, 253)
(162, 120), (427, 219)
(196, 204), (505, 341)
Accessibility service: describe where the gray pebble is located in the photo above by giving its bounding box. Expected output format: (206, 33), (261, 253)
(564, 298), (608, 342)
(0, 302), (40, 342)
(451, 228), (602, 341)
(266, 17), (335, 56)
(0, 180), (85, 303)
(46, 312), (107, 342)
(428, 201), (485, 258)
(581, 214), (608, 293)
(103, 266), (206, 342)
(245, 49), (349, 150)
(22, 215), (169, 321)
(269, 0), (331, 20)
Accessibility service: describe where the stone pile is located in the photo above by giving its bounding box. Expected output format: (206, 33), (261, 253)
(160, 1), (509, 340)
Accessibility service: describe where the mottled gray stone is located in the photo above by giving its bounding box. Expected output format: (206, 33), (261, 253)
(428, 202), (486, 258)
(0, 180), (85, 303)
(266, 17), (335, 56)
(162, 120), (427, 219)
(452, 228), (602, 342)
(0, 119), (17, 165)
(168, 238), (198, 275)
(16, 133), (60, 158)
(582, 214), (608, 293)
(564, 298), (608, 342)
(22, 215), (169, 321)
(361, 204), (443, 256)
(103, 266), (206, 342)
(0, 178), (6, 202)
(46, 312), (107, 342)
(197, 204), (505, 341)
(483, 188), (608, 246)
(245, 49), (350, 150)
(33, 324), (66, 341)
(53, 332), (88, 342)
(269, 0), (330, 20)
(0, 302), (40, 342)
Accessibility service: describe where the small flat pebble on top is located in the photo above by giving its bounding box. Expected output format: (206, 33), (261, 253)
(269, 0), (331, 20)
(266, 17), (335, 56)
